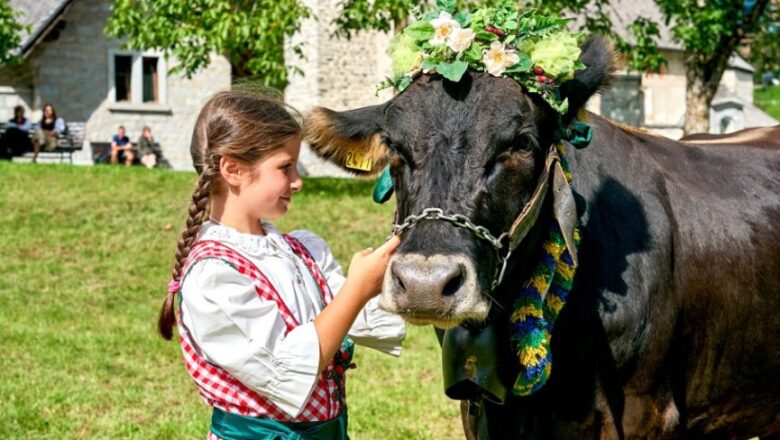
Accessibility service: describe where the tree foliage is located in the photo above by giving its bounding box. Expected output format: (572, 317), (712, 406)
(749, 1), (779, 80)
(0, 0), (29, 65)
(105, 0), (310, 90)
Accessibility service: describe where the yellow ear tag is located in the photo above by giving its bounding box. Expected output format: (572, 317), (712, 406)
(345, 150), (373, 172)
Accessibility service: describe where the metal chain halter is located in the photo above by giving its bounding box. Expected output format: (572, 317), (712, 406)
(391, 208), (512, 290)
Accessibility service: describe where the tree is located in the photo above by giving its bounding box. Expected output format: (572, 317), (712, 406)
(0, 0), (29, 65)
(105, 0), (310, 90)
(748, 0), (779, 82)
(338, 0), (772, 134)
(557, 0), (771, 134)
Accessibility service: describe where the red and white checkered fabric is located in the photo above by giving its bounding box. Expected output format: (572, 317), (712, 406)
(177, 236), (343, 423)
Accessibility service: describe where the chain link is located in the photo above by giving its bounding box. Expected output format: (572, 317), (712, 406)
(392, 208), (512, 292)
(392, 208), (506, 250)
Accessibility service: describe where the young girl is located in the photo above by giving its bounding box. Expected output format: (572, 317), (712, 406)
(158, 90), (404, 440)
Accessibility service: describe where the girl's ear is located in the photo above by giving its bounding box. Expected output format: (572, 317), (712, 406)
(219, 156), (246, 188)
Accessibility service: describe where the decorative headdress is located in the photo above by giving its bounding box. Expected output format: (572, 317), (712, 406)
(380, 0), (585, 114)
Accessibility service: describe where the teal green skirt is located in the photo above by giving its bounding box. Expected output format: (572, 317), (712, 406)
(210, 407), (349, 440)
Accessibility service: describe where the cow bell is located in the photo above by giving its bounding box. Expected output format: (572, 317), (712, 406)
(441, 324), (507, 405)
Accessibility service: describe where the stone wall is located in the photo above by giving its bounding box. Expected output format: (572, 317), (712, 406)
(285, 0), (393, 176)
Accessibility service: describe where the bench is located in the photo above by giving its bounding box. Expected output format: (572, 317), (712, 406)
(91, 140), (172, 168)
(0, 122), (85, 164)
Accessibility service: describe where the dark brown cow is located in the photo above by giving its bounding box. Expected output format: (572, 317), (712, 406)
(304, 38), (780, 439)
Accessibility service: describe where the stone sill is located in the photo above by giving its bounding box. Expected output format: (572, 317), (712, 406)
(108, 103), (173, 114)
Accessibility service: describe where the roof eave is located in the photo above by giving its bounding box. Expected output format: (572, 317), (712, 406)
(19, 0), (76, 59)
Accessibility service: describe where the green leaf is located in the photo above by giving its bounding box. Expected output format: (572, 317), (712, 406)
(436, 0), (456, 13)
(422, 59), (438, 71)
(454, 11), (471, 27)
(404, 21), (435, 41)
(398, 75), (413, 91)
(475, 31), (498, 42)
(462, 42), (484, 64)
(436, 60), (469, 82)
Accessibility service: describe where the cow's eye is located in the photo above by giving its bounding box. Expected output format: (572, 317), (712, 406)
(388, 142), (412, 168)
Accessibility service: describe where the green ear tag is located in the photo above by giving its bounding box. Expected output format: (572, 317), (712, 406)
(568, 121), (593, 149)
(372, 167), (394, 204)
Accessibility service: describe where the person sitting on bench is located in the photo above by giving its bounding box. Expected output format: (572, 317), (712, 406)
(110, 125), (134, 166)
(0, 106), (34, 160)
(34, 103), (66, 159)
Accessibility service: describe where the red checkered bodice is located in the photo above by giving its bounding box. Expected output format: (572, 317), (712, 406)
(177, 235), (343, 422)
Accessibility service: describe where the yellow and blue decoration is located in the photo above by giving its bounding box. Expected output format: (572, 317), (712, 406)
(510, 143), (579, 395)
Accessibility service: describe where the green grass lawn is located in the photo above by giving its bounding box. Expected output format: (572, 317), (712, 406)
(754, 85), (780, 121)
(0, 162), (461, 439)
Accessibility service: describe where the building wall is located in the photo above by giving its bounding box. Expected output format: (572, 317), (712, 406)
(0, 64), (34, 121)
(285, 0), (393, 176)
(1, 0), (231, 169)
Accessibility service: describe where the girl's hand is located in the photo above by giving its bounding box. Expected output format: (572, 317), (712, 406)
(345, 235), (401, 300)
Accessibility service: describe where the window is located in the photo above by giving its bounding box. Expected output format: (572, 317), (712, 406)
(142, 57), (159, 103)
(114, 55), (132, 102)
(600, 76), (644, 126)
(109, 50), (167, 108)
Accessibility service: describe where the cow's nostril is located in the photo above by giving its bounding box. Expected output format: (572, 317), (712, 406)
(391, 261), (406, 294)
(442, 267), (464, 297)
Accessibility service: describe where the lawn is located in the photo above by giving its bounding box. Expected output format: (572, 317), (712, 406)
(0, 162), (461, 439)
(754, 85), (780, 120)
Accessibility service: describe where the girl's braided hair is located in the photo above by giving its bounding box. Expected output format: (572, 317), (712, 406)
(158, 89), (301, 340)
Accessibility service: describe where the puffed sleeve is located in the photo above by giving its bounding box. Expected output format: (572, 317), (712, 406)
(179, 258), (321, 418)
(290, 230), (406, 357)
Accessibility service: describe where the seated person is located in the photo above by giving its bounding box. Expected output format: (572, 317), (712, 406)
(35, 103), (66, 158)
(110, 125), (134, 166)
(0, 106), (34, 160)
(137, 126), (162, 168)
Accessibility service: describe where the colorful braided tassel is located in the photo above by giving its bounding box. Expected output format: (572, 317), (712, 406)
(510, 144), (580, 396)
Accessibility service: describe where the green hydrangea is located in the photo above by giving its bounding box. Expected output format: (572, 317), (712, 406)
(528, 32), (581, 81)
(390, 33), (423, 77)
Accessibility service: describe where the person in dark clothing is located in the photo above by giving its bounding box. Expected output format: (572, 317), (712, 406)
(110, 125), (134, 166)
(34, 103), (66, 160)
(0, 106), (35, 160)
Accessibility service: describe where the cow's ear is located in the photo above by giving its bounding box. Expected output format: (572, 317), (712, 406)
(559, 36), (616, 122)
(304, 104), (389, 176)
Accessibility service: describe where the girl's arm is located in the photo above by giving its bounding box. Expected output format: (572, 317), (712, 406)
(291, 230), (405, 356)
(313, 236), (400, 371)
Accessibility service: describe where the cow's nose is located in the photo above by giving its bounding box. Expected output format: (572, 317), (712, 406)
(390, 258), (465, 304)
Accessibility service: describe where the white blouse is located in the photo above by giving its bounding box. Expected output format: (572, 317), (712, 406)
(179, 221), (405, 418)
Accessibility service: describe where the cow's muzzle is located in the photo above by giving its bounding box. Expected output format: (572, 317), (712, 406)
(379, 252), (490, 328)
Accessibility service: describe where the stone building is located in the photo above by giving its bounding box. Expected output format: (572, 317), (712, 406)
(287, 0), (777, 147)
(1, 0), (231, 169)
(2, 0), (775, 172)
(576, 0), (777, 138)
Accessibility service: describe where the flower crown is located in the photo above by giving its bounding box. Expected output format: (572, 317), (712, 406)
(380, 0), (586, 114)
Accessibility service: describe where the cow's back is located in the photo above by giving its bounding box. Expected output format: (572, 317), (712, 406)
(551, 115), (780, 438)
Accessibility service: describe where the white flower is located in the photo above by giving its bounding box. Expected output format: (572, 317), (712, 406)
(429, 11), (460, 46)
(482, 41), (520, 77)
(447, 28), (475, 54)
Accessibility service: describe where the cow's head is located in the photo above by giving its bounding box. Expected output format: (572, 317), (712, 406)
(306, 37), (613, 328)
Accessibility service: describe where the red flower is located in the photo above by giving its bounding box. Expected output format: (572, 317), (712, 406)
(485, 25), (505, 37)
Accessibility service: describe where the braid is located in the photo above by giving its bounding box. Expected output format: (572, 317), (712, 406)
(158, 162), (216, 340)
(157, 90), (301, 341)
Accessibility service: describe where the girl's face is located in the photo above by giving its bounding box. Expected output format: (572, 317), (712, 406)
(44, 106), (53, 117)
(240, 135), (303, 220)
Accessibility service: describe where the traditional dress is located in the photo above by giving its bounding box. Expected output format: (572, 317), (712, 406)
(178, 221), (405, 439)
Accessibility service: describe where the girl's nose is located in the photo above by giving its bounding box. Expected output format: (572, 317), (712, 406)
(291, 167), (303, 192)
